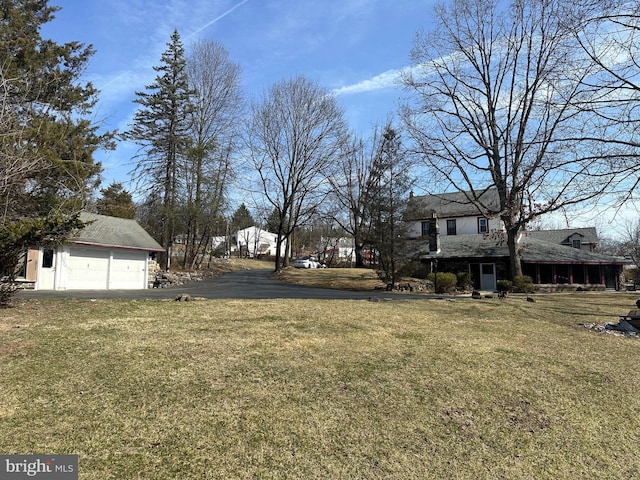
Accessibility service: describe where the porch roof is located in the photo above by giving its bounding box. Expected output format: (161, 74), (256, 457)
(414, 234), (628, 265)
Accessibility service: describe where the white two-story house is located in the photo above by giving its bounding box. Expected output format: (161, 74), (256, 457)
(406, 188), (504, 240)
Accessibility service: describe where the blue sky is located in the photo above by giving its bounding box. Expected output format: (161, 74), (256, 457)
(40, 0), (637, 234)
(41, 0), (433, 190)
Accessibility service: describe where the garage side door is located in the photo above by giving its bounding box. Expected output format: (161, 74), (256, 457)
(66, 246), (109, 290)
(110, 250), (147, 290)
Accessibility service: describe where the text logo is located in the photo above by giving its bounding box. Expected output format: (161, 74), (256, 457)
(0, 455), (77, 479)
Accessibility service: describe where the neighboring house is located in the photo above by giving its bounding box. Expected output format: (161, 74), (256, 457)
(210, 235), (228, 255)
(232, 226), (285, 258)
(18, 211), (164, 291)
(316, 237), (356, 264)
(406, 189), (628, 290)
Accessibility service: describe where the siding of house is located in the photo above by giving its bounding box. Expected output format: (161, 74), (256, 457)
(407, 216), (502, 238)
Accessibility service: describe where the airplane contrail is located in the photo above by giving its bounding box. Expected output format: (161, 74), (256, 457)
(187, 0), (250, 39)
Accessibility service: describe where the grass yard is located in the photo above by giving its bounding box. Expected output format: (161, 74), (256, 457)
(1, 294), (640, 479)
(275, 266), (386, 291)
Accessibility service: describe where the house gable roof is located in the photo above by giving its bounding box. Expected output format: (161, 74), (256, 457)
(407, 188), (501, 220)
(70, 212), (164, 252)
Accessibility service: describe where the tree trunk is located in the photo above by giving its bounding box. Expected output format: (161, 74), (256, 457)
(506, 226), (523, 279)
(274, 235), (284, 272)
(354, 242), (365, 268)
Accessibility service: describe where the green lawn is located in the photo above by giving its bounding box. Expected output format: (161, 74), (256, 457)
(1, 294), (639, 479)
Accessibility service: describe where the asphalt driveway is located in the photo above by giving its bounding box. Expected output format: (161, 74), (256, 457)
(17, 268), (433, 301)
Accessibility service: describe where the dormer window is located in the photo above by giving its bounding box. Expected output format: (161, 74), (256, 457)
(572, 239), (581, 249)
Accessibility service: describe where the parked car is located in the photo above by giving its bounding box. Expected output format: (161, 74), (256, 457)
(294, 257), (324, 269)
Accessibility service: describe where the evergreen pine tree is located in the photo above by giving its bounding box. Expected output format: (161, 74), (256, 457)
(0, 0), (113, 305)
(230, 204), (255, 231)
(124, 29), (194, 268)
(95, 182), (136, 219)
(366, 124), (413, 286)
(0, 0), (112, 216)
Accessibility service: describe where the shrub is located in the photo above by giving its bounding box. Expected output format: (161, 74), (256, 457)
(513, 275), (537, 293)
(432, 272), (458, 294)
(496, 279), (513, 292)
(456, 272), (473, 291)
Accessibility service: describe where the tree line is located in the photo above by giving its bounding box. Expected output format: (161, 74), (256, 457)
(2, 0), (640, 305)
(118, 29), (414, 279)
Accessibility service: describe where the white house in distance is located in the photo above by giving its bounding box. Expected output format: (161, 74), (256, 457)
(19, 211), (164, 290)
(232, 226), (286, 258)
(316, 237), (356, 264)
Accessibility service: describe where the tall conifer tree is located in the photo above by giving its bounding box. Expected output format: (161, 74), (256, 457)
(124, 30), (194, 268)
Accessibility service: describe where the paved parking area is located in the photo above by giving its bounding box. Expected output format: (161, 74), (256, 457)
(17, 269), (435, 301)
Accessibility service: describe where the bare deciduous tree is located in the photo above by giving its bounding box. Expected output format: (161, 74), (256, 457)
(576, 0), (640, 201)
(329, 134), (375, 268)
(330, 121), (412, 268)
(621, 219), (640, 272)
(182, 39), (244, 268)
(402, 0), (623, 278)
(247, 76), (346, 271)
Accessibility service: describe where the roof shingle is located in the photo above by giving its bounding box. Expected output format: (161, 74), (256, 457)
(70, 212), (164, 252)
(412, 233), (626, 265)
(407, 188), (502, 219)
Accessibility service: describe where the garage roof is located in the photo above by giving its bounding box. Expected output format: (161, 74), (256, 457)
(69, 212), (164, 252)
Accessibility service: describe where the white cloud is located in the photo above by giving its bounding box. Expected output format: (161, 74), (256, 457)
(332, 68), (405, 96)
(185, 0), (251, 40)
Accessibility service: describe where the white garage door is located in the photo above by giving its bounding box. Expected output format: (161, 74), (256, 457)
(65, 246), (147, 290)
(66, 246), (109, 290)
(109, 250), (147, 290)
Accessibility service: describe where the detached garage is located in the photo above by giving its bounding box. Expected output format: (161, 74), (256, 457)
(30, 212), (164, 291)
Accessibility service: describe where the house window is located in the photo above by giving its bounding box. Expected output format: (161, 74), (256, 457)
(446, 219), (457, 236)
(482, 264), (494, 275)
(42, 249), (54, 268)
(478, 217), (488, 234)
(572, 239), (581, 249)
(422, 219), (437, 237)
(421, 221), (430, 237)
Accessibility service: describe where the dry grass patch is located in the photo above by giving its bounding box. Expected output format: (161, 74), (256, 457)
(228, 258), (273, 270)
(275, 267), (385, 291)
(1, 294), (640, 478)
